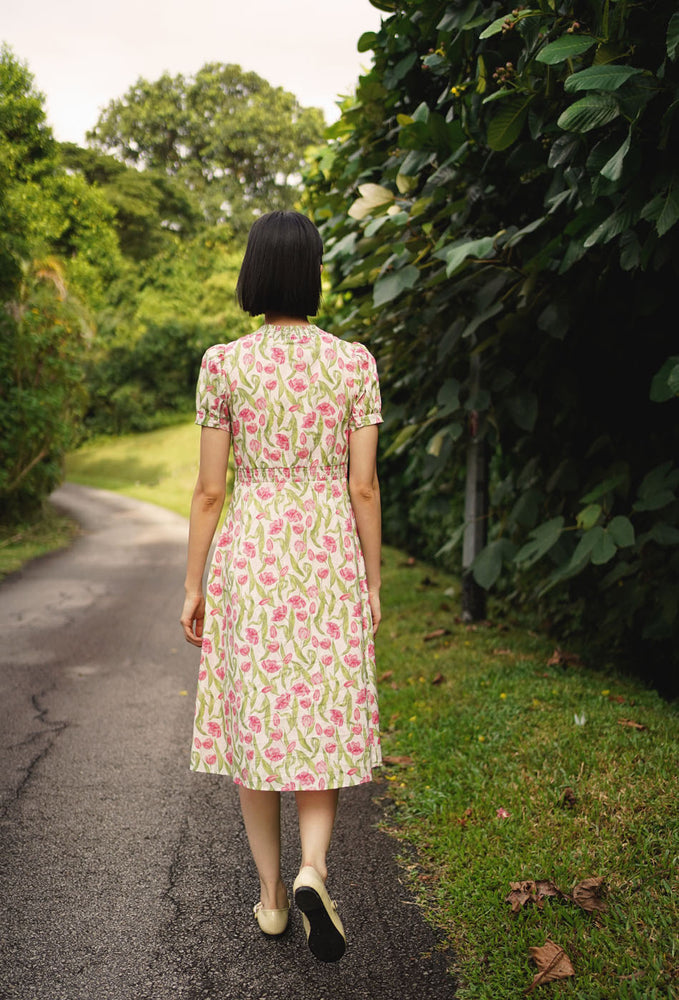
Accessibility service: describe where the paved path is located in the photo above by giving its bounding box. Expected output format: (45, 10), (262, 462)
(0, 484), (456, 1000)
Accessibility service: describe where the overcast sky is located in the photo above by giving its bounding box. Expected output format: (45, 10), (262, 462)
(2, 0), (385, 144)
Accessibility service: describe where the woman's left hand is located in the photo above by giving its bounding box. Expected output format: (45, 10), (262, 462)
(180, 592), (206, 647)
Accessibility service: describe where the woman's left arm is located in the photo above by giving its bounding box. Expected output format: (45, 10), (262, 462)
(180, 426), (231, 647)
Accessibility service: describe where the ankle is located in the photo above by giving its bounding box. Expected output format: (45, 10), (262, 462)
(259, 876), (287, 909)
(300, 859), (328, 882)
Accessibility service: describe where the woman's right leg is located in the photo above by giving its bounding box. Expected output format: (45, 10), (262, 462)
(238, 785), (288, 908)
(295, 788), (340, 880)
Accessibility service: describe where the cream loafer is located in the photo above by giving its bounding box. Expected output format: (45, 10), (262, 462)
(253, 899), (290, 936)
(293, 865), (346, 962)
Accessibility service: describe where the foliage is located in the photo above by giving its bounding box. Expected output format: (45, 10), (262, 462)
(59, 143), (202, 261)
(0, 259), (89, 519)
(82, 229), (252, 435)
(88, 63), (325, 232)
(305, 0), (679, 685)
(0, 48), (102, 521)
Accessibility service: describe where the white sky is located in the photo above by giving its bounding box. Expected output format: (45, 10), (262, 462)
(2, 0), (385, 144)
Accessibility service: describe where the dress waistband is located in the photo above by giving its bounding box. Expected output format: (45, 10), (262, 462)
(234, 464), (347, 483)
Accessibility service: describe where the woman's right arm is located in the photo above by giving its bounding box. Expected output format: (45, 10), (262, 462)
(348, 424), (382, 634)
(180, 425), (231, 647)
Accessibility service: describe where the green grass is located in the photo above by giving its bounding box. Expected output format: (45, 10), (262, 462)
(375, 551), (678, 998)
(0, 503), (78, 580)
(31, 420), (679, 995)
(65, 420), (216, 518)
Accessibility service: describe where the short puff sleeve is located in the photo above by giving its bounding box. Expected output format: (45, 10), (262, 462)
(349, 342), (383, 432)
(195, 344), (231, 431)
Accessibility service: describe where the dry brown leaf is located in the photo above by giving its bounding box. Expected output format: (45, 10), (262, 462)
(423, 627), (451, 641)
(560, 786), (577, 809)
(506, 880), (562, 915)
(617, 718), (647, 731)
(571, 876), (607, 913)
(547, 647), (582, 668)
(383, 754), (415, 767)
(493, 647), (514, 656)
(378, 670), (394, 682)
(431, 672), (445, 685)
(608, 694), (626, 704)
(525, 940), (575, 992)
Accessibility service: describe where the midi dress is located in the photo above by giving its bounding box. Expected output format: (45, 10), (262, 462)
(190, 323), (383, 791)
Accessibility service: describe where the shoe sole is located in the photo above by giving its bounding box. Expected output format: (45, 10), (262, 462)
(294, 886), (346, 963)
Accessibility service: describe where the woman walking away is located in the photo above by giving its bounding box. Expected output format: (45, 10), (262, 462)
(179, 211), (383, 963)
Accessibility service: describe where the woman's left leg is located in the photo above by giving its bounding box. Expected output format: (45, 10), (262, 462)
(238, 786), (288, 909)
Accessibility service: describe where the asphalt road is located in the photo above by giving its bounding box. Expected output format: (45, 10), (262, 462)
(0, 484), (456, 1000)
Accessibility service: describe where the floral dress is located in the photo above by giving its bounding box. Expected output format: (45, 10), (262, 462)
(190, 323), (383, 791)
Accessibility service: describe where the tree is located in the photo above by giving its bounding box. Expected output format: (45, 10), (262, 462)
(59, 143), (202, 261)
(305, 0), (679, 691)
(88, 63), (325, 231)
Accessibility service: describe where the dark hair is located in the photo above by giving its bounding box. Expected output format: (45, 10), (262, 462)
(236, 211), (323, 318)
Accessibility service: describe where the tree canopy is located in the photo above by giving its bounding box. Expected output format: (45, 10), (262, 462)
(88, 63), (325, 231)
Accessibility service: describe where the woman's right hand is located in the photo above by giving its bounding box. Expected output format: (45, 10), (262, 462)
(368, 589), (381, 635)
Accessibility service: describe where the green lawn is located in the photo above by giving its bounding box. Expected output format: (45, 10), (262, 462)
(6, 420), (678, 997)
(65, 420), (210, 518)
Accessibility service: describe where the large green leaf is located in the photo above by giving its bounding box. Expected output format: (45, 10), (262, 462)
(372, 264), (419, 307)
(591, 530), (617, 565)
(536, 35), (596, 65)
(487, 97), (531, 151)
(656, 183), (679, 237)
(472, 539), (507, 589)
(667, 11), (679, 61)
(439, 236), (496, 276)
(600, 129), (631, 182)
(564, 65), (643, 93)
(515, 517), (565, 566)
(558, 93), (621, 133)
(650, 356), (679, 402)
(608, 516), (635, 548)
(357, 31), (378, 53)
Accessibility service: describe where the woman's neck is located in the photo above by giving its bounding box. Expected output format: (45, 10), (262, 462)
(264, 313), (310, 326)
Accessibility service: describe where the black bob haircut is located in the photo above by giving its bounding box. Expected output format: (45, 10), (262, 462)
(236, 211), (323, 318)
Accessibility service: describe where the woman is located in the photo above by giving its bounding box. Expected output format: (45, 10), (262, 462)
(180, 210), (382, 963)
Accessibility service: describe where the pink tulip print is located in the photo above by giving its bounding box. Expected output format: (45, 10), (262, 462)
(190, 325), (383, 790)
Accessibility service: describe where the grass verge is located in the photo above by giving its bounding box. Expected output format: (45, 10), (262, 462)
(0, 503), (78, 581)
(65, 421), (678, 997)
(65, 421), (217, 519)
(376, 549), (678, 999)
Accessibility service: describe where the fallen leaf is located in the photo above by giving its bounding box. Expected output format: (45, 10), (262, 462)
(617, 718), (647, 731)
(423, 627), (451, 641)
(431, 672), (445, 685)
(493, 647), (514, 656)
(506, 880), (562, 915)
(560, 787), (577, 809)
(547, 647), (582, 668)
(571, 876), (607, 914)
(526, 940), (575, 992)
(608, 694), (626, 703)
(382, 754), (415, 766)
(378, 670), (394, 682)
(496, 807), (510, 819)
